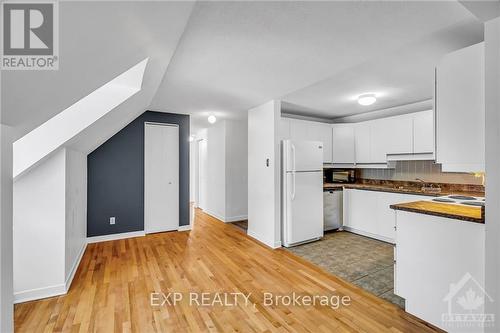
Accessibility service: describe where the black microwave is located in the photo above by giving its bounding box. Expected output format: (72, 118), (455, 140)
(325, 169), (356, 183)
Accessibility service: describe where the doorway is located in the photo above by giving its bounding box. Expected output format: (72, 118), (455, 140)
(144, 122), (179, 233)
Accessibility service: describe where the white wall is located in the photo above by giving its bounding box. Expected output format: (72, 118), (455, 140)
(225, 119), (248, 221)
(0, 125), (14, 333)
(205, 121), (227, 220)
(484, 16), (500, 332)
(13, 149), (66, 302)
(13, 148), (88, 303)
(194, 120), (248, 222)
(64, 149), (87, 286)
(248, 100), (281, 248)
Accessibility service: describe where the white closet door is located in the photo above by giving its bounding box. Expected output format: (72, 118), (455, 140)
(145, 123), (179, 233)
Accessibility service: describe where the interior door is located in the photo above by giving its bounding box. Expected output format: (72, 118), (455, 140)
(144, 123), (179, 233)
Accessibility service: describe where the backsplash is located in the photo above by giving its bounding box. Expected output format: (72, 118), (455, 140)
(358, 160), (483, 186)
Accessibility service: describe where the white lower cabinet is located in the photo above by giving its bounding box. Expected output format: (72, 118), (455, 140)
(394, 211), (485, 332)
(343, 189), (427, 243)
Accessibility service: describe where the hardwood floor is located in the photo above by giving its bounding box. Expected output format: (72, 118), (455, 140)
(15, 209), (442, 332)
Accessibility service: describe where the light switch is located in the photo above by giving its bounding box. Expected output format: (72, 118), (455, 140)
(110, 217), (116, 225)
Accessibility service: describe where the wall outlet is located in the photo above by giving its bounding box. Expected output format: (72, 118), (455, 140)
(110, 217), (116, 225)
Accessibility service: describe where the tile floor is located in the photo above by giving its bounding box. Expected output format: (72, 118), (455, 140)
(286, 231), (405, 308)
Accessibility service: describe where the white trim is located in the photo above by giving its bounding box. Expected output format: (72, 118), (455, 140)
(14, 284), (66, 304)
(224, 215), (248, 223)
(65, 242), (87, 291)
(203, 210), (225, 222)
(144, 122), (180, 234)
(342, 226), (394, 244)
(87, 231), (145, 244)
(204, 210), (247, 223)
(178, 224), (191, 232)
(247, 230), (282, 249)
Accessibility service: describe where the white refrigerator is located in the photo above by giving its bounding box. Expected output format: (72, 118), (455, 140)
(282, 140), (324, 247)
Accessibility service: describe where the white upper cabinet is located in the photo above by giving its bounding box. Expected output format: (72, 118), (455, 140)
(308, 122), (333, 163)
(413, 110), (434, 154)
(331, 124), (355, 164)
(386, 115), (413, 155)
(370, 119), (389, 163)
(283, 108), (434, 167)
(436, 42), (485, 172)
(354, 122), (371, 163)
(286, 118), (333, 164)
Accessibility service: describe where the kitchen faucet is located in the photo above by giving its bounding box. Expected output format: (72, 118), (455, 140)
(415, 178), (442, 193)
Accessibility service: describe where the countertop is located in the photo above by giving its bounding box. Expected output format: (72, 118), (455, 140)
(323, 182), (484, 198)
(389, 201), (484, 224)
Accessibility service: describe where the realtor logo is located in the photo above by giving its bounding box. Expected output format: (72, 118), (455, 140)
(442, 273), (495, 329)
(1, 1), (58, 70)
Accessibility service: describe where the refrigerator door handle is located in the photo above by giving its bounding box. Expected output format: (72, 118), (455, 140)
(291, 172), (296, 201)
(291, 143), (296, 172)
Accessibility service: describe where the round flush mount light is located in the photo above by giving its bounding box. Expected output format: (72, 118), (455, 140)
(358, 94), (377, 106)
(207, 114), (217, 124)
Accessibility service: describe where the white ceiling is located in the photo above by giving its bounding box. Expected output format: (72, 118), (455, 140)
(150, 1), (481, 130)
(282, 19), (484, 119)
(3, 1), (486, 141)
(2, 1), (194, 141)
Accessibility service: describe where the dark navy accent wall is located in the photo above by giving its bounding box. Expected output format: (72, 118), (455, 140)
(87, 111), (190, 237)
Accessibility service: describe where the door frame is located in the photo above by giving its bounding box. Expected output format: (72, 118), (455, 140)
(144, 122), (179, 234)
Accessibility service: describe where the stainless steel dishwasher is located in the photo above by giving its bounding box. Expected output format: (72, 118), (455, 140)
(323, 189), (343, 231)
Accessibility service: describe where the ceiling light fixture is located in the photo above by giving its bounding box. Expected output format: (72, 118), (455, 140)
(207, 114), (217, 124)
(358, 94), (377, 106)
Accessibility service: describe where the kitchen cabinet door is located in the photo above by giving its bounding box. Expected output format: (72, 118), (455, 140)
(309, 122), (333, 163)
(332, 124), (355, 164)
(436, 42), (484, 172)
(413, 110), (434, 154)
(354, 122), (371, 163)
(370, 119), (389, 163)
(376, 192), (399, 242)
(386, 116), (413, 155)
(344, 189), (378, 235)
(371, 116), (413, 163)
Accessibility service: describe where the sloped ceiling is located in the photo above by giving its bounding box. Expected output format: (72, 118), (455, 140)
(2, 1), (194, 146)
(150, 1), (480, 130)
(3, 1), (486, 141)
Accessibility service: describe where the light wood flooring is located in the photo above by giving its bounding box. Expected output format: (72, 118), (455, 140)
(14, 209), (442, 332)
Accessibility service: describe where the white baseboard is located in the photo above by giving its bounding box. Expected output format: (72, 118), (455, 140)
(87, 230), (146, 244)
(224, 215), (248, 223)
(14, 241), (88, 304)
(65, 242), (87, 291)
(14, 284), (66, 304)
(203, 210), (225, 222)
(178, 224), (191, 231)
(247, 230), (282, 249)
(342, 226), (394, 244)
(204, 210), (247, 223)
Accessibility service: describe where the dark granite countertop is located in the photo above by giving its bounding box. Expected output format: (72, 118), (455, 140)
(323, 181), (484, 198)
